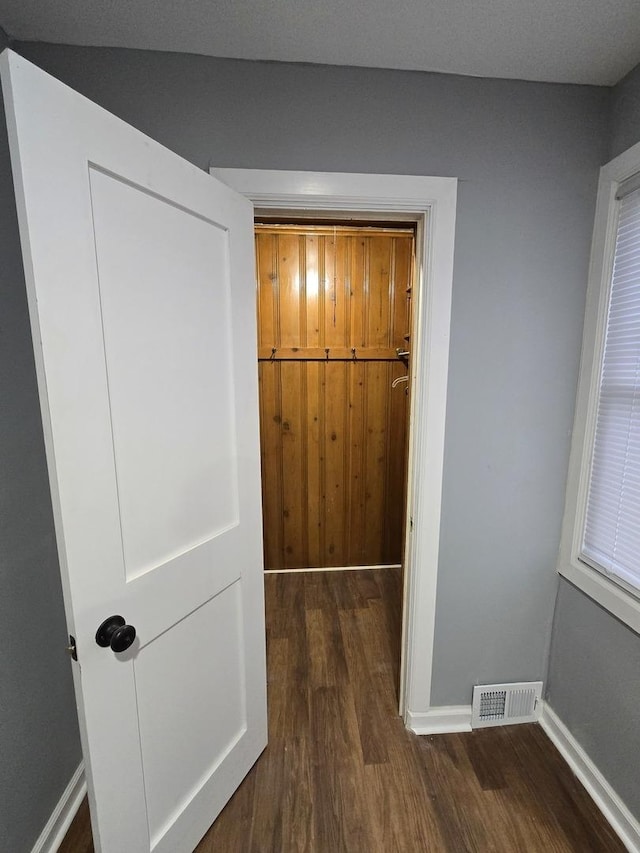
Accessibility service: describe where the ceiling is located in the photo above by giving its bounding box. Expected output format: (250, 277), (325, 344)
(2, 0), (640, 86)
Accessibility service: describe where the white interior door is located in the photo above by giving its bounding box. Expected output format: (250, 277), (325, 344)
(1, 50), (267, 853)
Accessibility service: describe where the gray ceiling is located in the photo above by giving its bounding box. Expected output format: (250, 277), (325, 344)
(1, 0), (640, 86)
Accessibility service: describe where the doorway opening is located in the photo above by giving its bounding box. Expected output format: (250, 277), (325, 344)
(214, 166), (457, 728)
(255, 220), (415, 575)
(254, 216), (418, 709)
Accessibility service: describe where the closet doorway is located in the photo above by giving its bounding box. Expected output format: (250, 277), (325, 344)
(255, 222), (415, 572)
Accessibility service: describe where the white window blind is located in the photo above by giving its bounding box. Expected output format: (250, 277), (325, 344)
(582, 185), (640, 591)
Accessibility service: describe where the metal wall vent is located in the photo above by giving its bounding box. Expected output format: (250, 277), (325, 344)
(471, 681), (543, 729)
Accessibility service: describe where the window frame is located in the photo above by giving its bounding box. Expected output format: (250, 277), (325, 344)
(558, 139), (640, 634)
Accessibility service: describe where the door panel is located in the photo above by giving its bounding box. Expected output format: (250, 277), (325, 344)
(89, 167), (238, 578)
(1, 50), (266, 853)
(256, 225), (413, 570)
(135, 584), (246, 846)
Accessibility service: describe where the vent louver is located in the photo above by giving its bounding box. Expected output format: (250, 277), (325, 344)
(471, 681), (542, 729)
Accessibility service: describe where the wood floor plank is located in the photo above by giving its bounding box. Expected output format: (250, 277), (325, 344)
(246, 738), (286, 853)
(338, 606), (390, 765)
(302, 569), (334, 612)
(415, 732), (495, 852)
(309, 684), (379, 852)
(464, 726), (508, 791)
(265, 634), (289, 739)
(268, 573), (310, 742)
(343, 569), (373, 610)
(305, 608), (337, 688)
(281, 735), (314, 853)
(350, 568), (383, 601)
(61, 568), (626, 853)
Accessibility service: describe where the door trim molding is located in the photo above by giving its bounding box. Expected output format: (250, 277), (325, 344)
(211, 169), (457, 723)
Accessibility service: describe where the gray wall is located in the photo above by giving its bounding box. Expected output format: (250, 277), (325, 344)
(546, 60), (640, 823)
(609, 62), (640, 160)
(0, 32), (82, 853)
(547, 580), (640, 817)
(13, 44), (610, 709)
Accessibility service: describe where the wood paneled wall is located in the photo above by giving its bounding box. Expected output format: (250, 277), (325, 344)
(256, 225), (414, 569)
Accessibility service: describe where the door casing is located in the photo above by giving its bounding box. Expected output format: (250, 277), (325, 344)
(211, 169), (457, 727)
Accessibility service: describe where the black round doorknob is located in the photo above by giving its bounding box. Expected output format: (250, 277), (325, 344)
(95, 615), (136, 653)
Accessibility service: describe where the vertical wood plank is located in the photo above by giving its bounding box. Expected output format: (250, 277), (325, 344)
(255, 232), (277, 350)
(278, 233), (303, 347)
(305, 234), (320, 349)
(363, 361), (389, 565)
(323, 232), (349, 349)
(323, 361), (347, 566)
(366, 236), (392, 348)
(280, 361), (307, 567)
(306, 361), (322, 567)
(350, 235), (366, 348)
(347, 361), (366, 566)
(259, 361), (284, 568)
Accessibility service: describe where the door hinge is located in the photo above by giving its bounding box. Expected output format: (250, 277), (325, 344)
(66, 635), (77, 661)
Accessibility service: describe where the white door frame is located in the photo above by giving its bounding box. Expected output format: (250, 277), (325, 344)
(212, 169), (457, 728)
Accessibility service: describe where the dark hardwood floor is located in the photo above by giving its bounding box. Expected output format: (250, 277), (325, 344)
(60, 568), (624, 852)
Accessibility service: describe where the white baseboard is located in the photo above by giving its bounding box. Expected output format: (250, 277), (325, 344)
(540, 703), (640, 853)
(405, 705), (472, 734)
(31, 762), (86, 853)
